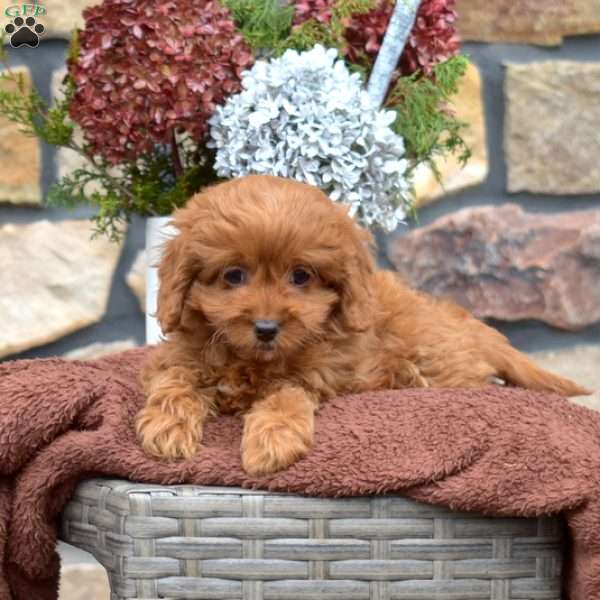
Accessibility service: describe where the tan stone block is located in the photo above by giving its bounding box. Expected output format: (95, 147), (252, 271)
(43, 0), (101, 39)
(126, 250), (147, 312)
(532, 346), (600, 411)
(505, 61), (600, 195)
(0, 67), (41, 205)
(63, 339), (137, 360)
(0, 220), (124, 359)
(59, 564), (109, 600)
(457, 0), (600, 45)
(413, 62), (488, 207)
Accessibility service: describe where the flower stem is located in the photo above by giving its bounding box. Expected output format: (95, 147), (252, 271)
(367, 0), (420, 107)
(171, 128), (184, 177)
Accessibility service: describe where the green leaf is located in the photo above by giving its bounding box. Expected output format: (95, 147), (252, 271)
(387, 55), (471, 170)
(222, 0), (294, 52)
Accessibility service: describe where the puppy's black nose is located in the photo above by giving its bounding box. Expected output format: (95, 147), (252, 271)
(254, 320), (280, 342)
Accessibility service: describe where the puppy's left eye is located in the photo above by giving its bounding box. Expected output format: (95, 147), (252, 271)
(223, 266), (248, 287)
(290, 267), (312, 287)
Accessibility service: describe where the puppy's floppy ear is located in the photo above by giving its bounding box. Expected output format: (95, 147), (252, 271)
(340, 223), (376, 331)
(156, 228), (197, 334)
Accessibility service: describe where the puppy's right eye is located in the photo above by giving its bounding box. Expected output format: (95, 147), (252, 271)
(223, 267), (247, 287)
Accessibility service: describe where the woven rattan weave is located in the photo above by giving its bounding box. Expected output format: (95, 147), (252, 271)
(60, 478), (563, 600)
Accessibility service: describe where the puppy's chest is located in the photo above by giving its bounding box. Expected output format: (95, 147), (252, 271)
(202, 366), (281, 414)
(196, 343), (398, 411)
(199, 362), (340, 412)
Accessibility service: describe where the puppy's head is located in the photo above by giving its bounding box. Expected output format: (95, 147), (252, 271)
(157, 175), (375, 361)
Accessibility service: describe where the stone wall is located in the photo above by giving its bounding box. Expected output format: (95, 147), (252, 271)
(1, 2), (599, 366)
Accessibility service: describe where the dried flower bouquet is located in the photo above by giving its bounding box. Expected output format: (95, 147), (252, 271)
(0, 0), (470, 238)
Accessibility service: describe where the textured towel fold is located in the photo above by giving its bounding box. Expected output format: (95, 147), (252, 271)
(0, 347), (599, 599)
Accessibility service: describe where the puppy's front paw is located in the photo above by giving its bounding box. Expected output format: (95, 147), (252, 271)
(242, 414), (312, 476)
(136, 405), (202, 460)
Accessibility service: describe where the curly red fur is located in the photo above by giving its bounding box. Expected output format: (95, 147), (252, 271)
(136, 175), (589, 474)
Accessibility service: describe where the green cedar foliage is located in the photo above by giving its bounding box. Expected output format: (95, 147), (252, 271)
(388, 55), (471, 173)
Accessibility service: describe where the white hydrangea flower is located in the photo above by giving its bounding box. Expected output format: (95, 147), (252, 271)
(208, 45), (411, 231)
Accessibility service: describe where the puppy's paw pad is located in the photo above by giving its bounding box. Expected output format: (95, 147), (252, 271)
(242, 424), (311, 475)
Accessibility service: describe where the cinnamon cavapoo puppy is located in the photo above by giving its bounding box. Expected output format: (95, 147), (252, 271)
(136, 175), (588, 474)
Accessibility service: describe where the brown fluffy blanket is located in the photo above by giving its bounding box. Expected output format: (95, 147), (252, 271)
(1, 347), (599, 599)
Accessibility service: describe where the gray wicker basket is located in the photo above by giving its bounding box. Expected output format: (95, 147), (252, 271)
(60, 478), (563, 600)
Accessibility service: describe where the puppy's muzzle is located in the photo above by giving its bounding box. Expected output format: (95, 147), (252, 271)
(254, 320), (280, 343)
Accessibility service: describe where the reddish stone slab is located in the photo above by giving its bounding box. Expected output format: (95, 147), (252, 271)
(388, 204), (600, 330)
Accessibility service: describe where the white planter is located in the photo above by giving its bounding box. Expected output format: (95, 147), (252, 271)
(145, 216), (177, 344)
